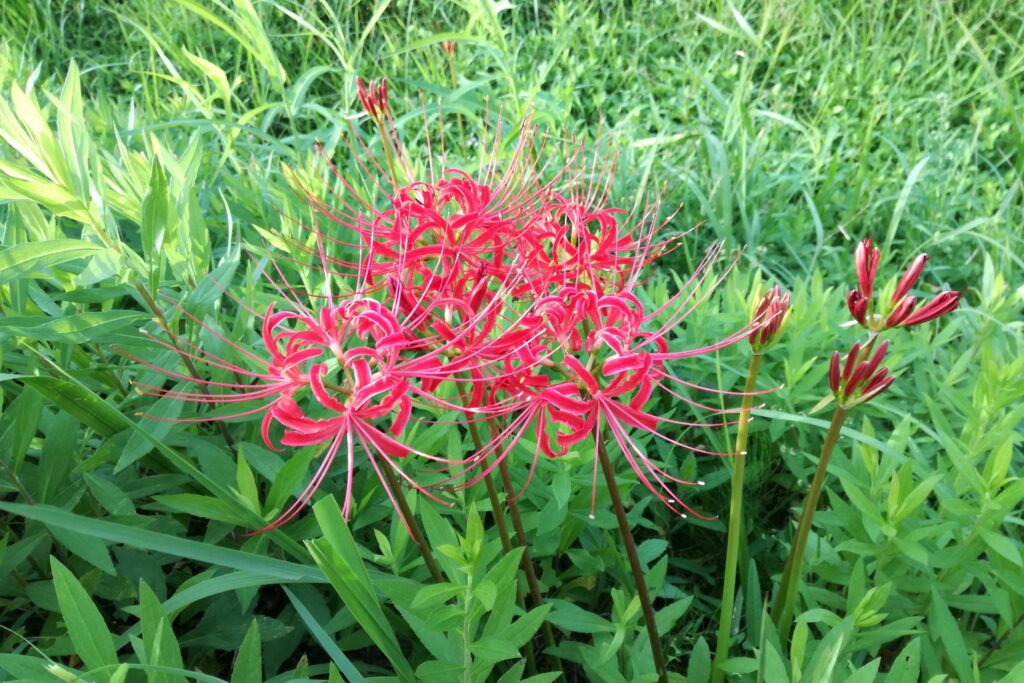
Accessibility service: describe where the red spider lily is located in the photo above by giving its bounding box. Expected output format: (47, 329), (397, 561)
(828, 340), (894, 406)
(428, 241), (768, 519)
(749, 286), (791, 351)
(124, 286), (472, 533)
(846, 239), (961, 332)
(891, 290), (962, 327)
(126, 93), (762, 532)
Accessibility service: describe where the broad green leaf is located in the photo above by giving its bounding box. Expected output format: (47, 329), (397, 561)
(117, 394), (185, 472)
(470, 637), (521, 662)
(884, 638), (920, 683)
(0, 311), (146, 344)
(50, 524), (115, 575)
(3, 503), (323, 582)
(979, 529), (1022, 567)
(0, 386), (42, 472)
(891, 473), (943, 525)
(929, 589), (972, 683)
(83, 472), (136, 516)
(546, 600), (615, 634)
(761, 641), (788, 683)
(687, 635), (711, 683)
(15, 375), (124, 436)
(50, 556), (118, 681)
(141, 160), (171, 263)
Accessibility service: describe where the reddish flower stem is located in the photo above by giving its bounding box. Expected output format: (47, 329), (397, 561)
(496, 457), (564, 677)
(596, 431), (668, 683)
(466, 420), (539, 676)
(380, 463), (444, 584)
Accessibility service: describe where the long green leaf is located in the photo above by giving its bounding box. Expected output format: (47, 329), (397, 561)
(0, 239), (103, 286)
(50, 556), (119, 681)
(4, 503), (323, 582)
(309, 496), (416, 682)
(284, 586), (367, 683)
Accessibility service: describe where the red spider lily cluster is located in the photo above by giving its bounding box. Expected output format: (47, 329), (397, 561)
(129, 89), (776, 531)
(829, 238), (961, 407)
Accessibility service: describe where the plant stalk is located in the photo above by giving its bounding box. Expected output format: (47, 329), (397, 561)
(772, 405), (849, 638)
(712, 352), (762, 682)
(133, 282), (236, 451)
(596, 433), (668, 683)
(466, 420), (539, 676)
(497, 458), (564, 678)
(380, 463), (445, 584)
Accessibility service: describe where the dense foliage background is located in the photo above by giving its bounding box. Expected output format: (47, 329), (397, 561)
(1, 1), (1022, 681)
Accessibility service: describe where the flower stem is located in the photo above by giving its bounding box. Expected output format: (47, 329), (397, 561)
(712, 353), (762, 682)
(133, 282), (236, 452)
(466, 421), (514, 553)
(596, 432), (668, 683)
(466, 421), (539, 676)
(380, 463), (445, 584)
(772, 405), (849, 638)
(497, 458), (564, 678)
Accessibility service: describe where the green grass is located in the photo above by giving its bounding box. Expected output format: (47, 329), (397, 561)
(1, 1), (1022, 681)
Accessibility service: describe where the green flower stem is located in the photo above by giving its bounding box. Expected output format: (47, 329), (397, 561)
(380, 463), (445, 584)
(133, 281), (236, 451)
(772, 405), (849, 638)
(712, 352), (762, 682)
(596, 431), (668, 683)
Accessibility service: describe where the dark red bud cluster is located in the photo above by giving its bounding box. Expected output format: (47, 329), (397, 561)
(828, 340), (894, 406)
(749, 286), (790, 351)
(356, 76), (389, 120)
(845, 238), (960, 332)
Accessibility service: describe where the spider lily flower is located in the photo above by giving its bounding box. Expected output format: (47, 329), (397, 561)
(433, 242), (768, 520)
(128, 99), (763, 533)
(126, 285), (469, 533)
(895, 290), (961, 327)
(891, 253), (927, 304)
(749, 286), (791, 352)
(828, 340), (894, 407)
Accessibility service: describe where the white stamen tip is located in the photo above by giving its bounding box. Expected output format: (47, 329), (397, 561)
(697, 481), (705, 486)
(588, 513), (596, 520)
(681, 513), (688, 519)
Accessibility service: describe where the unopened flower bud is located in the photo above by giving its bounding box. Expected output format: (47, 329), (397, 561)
(749, 286), (790, 352)
(854, 238), (880, 299)
(892, 253), (928, 305)
(830, 340), (894, 407)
